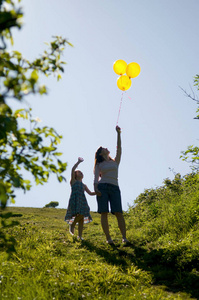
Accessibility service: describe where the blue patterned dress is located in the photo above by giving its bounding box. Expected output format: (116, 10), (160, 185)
(65, 181), (92, 224)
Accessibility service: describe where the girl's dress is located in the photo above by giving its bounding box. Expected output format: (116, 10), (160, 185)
(65, 181), (92, 224)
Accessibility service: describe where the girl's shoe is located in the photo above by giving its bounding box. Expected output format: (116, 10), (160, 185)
(69, 225), (74, 236)
(77, 236), (84, 241)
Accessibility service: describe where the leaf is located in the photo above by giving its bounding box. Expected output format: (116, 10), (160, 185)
(14, 109), (25, 117)
(58, 176), (63, 182)
(35, 177), (41, 185)
(57, 74), (62, 81)
(54, 152), (62, 156)
(39, 85), (47, 95)
(30, 70), (39, 82)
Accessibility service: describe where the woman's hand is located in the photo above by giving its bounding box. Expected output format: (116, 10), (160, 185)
(94, 183), (102, 196)
(116, 126), (121, 133)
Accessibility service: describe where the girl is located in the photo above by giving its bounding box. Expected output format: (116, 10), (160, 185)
(94, 126), (129, 245)
(65, 157), (96, 240)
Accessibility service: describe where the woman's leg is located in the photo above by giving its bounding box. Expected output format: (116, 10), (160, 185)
(101, 212), (112, 242)
(115, 212), (127, 240)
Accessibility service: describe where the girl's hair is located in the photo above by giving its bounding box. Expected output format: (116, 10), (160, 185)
(74, 170), (79, 180)
(70, 170), (82, 185)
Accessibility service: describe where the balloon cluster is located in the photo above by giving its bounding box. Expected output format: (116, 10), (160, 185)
(113, 60), (141, 91)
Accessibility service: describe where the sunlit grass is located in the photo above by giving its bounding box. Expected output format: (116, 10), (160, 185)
(1, 201), (198, 299)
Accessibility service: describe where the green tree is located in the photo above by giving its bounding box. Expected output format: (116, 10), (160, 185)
(45, 201), (59, 208)
(0, 0), (71, 253)
(180, 75), (199, 170)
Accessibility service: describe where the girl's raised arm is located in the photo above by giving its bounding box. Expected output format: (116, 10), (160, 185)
(70, 157), (83, 185)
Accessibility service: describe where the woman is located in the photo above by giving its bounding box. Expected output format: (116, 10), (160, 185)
(94, 126), (129, 244)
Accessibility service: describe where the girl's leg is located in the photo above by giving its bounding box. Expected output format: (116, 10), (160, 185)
(101, 212), (112, 242)
(115, 212), (127, 240)
(70, 214), (82, 235)
(77, 215), (84, 239)
(69, 220), (75, 235)
(69, 224), (74, 235)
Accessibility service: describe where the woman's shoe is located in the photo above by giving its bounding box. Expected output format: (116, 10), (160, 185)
(106, 239), (114, 245)
(122, 238), (130, 244)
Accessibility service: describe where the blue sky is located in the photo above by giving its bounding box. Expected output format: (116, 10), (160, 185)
(8, 0), (199, 211)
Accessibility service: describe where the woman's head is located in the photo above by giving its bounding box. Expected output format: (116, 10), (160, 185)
(94, 147), (110, 166)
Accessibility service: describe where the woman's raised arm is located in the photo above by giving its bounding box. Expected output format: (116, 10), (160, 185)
(115, 126), (121, 165)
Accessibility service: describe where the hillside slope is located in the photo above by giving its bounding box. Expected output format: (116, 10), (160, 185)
(0, 173), (199, 299)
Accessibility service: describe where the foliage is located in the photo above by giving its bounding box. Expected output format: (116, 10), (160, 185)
(1, 206), (197, 299)
(0, 106), (67, 209)
(194, 74), (199, 91)
(129, 172), (199, 239)
(0, 0), (72, 208)
(180, 74), (199, 170)
(0, 0), (71, 253)
(126, 172), (199, 296)
(180, 145), (199, 171)
(45, 201), (59, 208)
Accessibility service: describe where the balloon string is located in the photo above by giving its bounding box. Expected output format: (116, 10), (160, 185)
(126, 93), (131, 100)
(116, 92), (124, 125)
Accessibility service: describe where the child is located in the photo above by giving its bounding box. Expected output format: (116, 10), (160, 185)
(65, 157), (96, 240)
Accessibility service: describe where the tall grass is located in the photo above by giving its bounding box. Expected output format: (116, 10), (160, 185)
(126, 172), (199, 297)
(127, 173), (199, 240)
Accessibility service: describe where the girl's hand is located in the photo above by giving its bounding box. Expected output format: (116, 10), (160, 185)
(96, 190), (102, 196)
(78, 157), (84, 163)
(116, 126), (121, 133)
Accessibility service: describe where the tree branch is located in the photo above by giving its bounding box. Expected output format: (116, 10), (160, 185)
(179, 86), (199, 104)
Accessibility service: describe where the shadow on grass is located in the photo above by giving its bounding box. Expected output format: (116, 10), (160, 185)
(11, 214), (23, 217)
(0, 212), (23, 219)
(81, 239), (129, 267)
(132, 244), (199, 299)
(81, 240), (199, 299)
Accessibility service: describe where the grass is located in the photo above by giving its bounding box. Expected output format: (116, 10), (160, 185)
(0, 207), (197, 299)
(0, 172), (199, 299)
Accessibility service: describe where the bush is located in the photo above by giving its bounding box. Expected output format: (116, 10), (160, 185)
(45, 201), (59, 208)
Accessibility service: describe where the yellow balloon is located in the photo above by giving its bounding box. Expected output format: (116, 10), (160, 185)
(126, 62), (141, 78)
(113, 60), (127, 75)
(117, 75), (132, 91)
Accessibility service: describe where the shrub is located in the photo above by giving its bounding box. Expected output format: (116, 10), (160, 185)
(45, 201), (59, 208)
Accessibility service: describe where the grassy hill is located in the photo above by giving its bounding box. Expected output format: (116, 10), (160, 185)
(0, 172), (199, 299)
